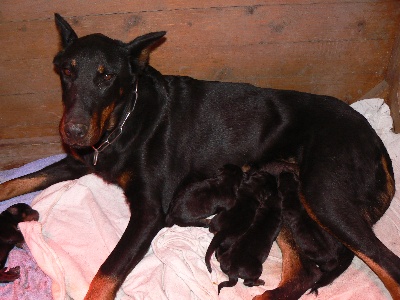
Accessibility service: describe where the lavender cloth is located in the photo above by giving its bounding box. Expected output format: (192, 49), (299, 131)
(0, 245), (53, 300)
(0, 154), (65, 300)
(0, 154), (66, 210)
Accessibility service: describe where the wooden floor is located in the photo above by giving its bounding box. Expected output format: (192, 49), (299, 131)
(0, 136), (64, 171)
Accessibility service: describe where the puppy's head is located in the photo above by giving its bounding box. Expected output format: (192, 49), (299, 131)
(6, 203), (39, 222)
(53, 14), (166, 148)
(241, 170), (277, 200)
(216, 164), (243, 189)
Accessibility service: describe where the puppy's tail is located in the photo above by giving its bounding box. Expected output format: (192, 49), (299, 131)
(218, 277), (238, 294)
(205, 232), (225, 272)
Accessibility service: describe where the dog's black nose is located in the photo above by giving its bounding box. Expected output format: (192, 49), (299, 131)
(64, 123), (88, 139)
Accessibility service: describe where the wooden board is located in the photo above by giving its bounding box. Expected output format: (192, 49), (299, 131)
(0, 0), (399, 169)
(386, 24), (400, 133)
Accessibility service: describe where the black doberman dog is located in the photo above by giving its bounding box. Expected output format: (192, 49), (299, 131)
(0, 203), (39, 283)
(216, 170), (282, 293)
(0, 13), (398, 299)
(165, 164), (243, 228)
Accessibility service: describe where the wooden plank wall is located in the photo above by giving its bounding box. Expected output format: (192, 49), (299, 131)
(387, 28), (400, 133)
(0, 0), (399, 170)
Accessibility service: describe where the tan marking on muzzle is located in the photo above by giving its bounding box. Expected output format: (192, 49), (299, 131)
(98, 65), (105, 74)
(101, 102), (116, 129)
(85, 102), (116, 144)
(103, 102), (118, 132)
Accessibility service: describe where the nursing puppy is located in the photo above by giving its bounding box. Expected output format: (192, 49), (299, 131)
(205, 170), (276, 273)
(217, 171), (282, 293)
(165, 164), (243, 227)
(0, 203), (39, 282)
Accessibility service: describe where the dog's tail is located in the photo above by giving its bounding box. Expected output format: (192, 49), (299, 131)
(205, 231), (225, 272)
(218, 277), (238, 294)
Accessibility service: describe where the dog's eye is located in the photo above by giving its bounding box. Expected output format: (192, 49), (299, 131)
(63, 68), (72, 77)
(103, 74), (114, 81)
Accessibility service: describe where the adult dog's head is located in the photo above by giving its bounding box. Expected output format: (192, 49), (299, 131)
(53, 14), (165, 148)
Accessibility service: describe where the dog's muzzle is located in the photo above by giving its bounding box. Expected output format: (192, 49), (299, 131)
(61, 121), (93, 147)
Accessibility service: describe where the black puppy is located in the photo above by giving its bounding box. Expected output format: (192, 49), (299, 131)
(165, 164), (243, 227)
(217, 170), (282, 293)
(205, 170), (276, 273)
(0, 14), (398, 299)
(0, 203), (39, 283)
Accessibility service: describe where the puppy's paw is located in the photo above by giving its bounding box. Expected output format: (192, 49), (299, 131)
(245, 278), (265, 287)
(0, 266), (21, 283)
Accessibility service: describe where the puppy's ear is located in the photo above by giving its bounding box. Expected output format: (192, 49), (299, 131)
(55, 13), (78, 48)
(6, 206), (19, 216)
(127, 31), (166, 71)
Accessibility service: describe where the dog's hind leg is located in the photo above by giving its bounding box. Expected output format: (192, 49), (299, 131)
(253, 226), (322, 300)
(299, 167), (400, 298)
(0, 155), (90, 201)
(302, 197), (400, 299)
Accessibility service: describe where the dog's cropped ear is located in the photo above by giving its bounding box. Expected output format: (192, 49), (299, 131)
(127, 31), (166, 71)
(54, 13), (78, 48)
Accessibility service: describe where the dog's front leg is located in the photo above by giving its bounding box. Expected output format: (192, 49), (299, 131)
(84, 195), (164, 300)
(0, 155), (90, 201)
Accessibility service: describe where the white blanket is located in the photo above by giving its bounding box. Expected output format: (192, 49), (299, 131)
(18, 98), (400, 300)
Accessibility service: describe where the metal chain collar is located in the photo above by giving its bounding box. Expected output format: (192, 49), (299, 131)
(92, 80), (139, 165)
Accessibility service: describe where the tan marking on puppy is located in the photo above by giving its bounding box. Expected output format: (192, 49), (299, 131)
(84, 272), (118, 300)
(0, 177), (47, 202)
(241, 164), (251, 173)
(71, 59), (77, 67)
